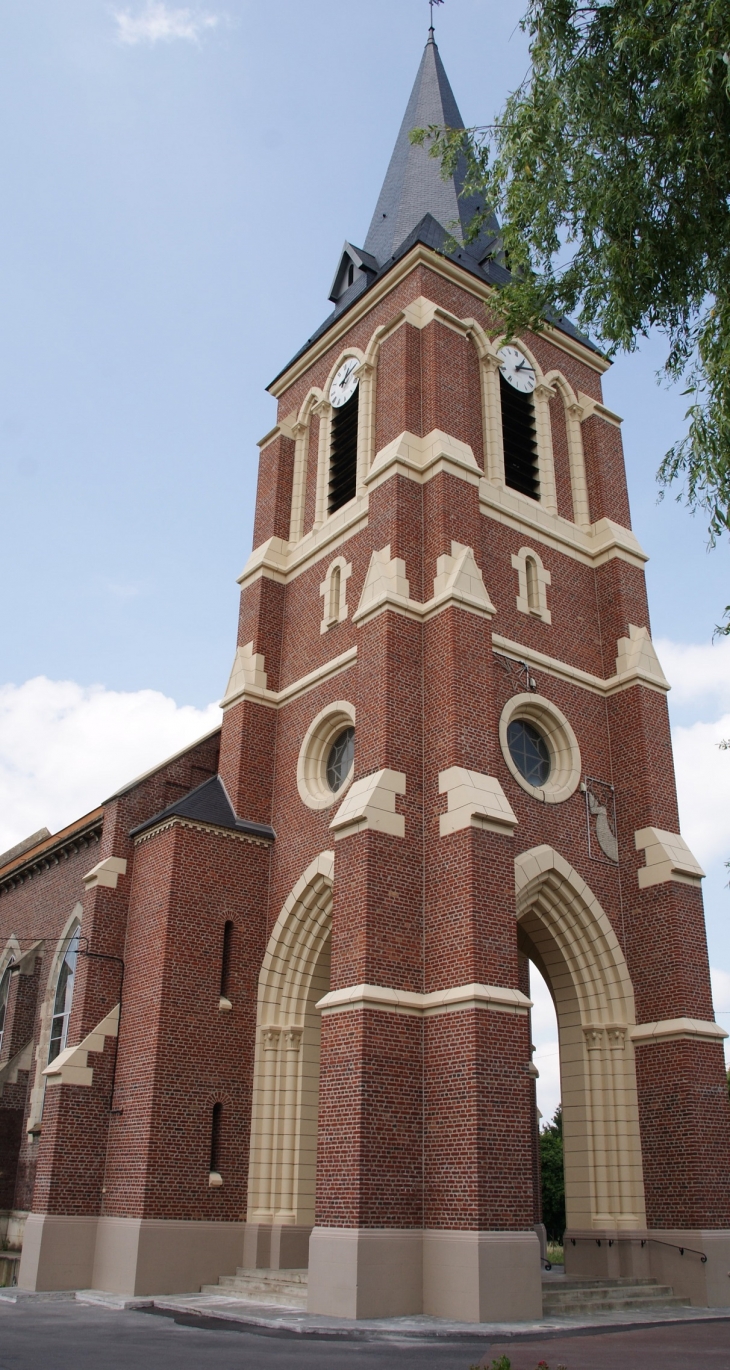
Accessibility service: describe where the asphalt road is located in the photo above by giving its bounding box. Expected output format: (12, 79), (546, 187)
(0, 1298), (728, 1370)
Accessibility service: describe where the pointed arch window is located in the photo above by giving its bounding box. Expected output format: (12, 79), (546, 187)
(48, 930), (79, 1063)
(0, 961), (14, 1054)
(327, 359), (360, 515)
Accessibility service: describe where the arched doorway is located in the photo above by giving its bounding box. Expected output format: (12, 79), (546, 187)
(245, 852), (333, 1270)
(515, 846), (647, 1256)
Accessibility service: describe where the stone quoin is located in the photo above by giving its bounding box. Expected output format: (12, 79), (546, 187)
(1, 32), (729, 1320)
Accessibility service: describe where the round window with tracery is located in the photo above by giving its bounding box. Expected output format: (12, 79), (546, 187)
(326, 727), (355, 793)
(507, 719), (551, 787)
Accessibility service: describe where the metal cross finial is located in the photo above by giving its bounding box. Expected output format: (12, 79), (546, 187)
(429, 0), (443, 36)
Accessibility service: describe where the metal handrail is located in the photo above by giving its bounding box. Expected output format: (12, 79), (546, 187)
(569, 1235), (707, 1263)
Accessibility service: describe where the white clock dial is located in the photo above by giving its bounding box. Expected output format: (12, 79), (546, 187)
(498, 345), (537, 394)
(329, 358), (360, 408)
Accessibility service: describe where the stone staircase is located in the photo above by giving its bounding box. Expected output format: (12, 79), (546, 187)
(541, 1275), (689, 1316)
(201, 1268), (309, 1308)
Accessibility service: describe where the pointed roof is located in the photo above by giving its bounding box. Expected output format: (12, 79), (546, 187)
(363, 34), (497, 267)
(129, 774), (275, 842)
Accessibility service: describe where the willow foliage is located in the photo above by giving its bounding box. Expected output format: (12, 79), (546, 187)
(414, 0), (730, 626)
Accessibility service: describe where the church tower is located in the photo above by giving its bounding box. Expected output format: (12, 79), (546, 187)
(216, 32), (730, 1319)
(10, 32), (730, 1320)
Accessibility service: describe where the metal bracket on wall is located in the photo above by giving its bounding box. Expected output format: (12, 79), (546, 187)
(495, 652), (538, 693)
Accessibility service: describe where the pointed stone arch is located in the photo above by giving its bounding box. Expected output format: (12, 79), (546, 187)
(246, 852), (334, 1240)
(515, 846), (646, 1232)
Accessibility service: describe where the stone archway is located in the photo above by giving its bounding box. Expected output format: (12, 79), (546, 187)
(244, 852), (333, 1270)
(515, 847), (647, 1240)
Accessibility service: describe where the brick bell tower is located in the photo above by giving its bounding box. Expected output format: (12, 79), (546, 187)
(21, 30), (727, 1316)
(216, 31), (730, 1321)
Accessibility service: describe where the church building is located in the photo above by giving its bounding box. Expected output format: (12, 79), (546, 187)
(1, 33), (729, 1322)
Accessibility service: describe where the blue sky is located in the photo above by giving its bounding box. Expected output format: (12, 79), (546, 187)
(1, 0), (729, 1112)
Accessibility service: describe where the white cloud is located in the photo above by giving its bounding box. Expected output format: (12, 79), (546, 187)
(0, 677), (219, 855)
(671, 712), (730, 866)
(656, 635), (730, 710)
(114, 3), (219, 46)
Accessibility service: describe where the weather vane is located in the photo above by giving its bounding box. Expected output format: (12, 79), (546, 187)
(429, 0), (444, 35)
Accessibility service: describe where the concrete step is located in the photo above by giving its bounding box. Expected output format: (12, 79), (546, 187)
(542, 1279), (688, 1315)
(201, 1268), (309, 1308)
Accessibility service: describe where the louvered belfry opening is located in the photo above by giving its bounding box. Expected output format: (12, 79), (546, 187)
(500, 374), (540, 501)
(328, 386), (359, 514)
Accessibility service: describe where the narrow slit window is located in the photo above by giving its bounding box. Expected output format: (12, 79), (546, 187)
(525, 557), (539, 611)
(210, 1102), (223, 1176)
(328, 387), (359, 514)
(328, 565), (341, 623)
(220, 921), (233, 1000)
(501, 373), (540, 501)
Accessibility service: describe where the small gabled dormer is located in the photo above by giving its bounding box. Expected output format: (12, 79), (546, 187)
(328, 243), (379, 309)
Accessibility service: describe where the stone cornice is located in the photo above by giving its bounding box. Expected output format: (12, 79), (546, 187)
(493, 635), (670, 698)
(630, 1017), (727, 1046)
(221, 645), (358, 713)
(133, 816), (273, 849)
(317, 981), (532, 1018)
(0, 813), (103, 895)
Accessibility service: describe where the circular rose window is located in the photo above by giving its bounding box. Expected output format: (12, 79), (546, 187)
(297, 702), (356, 810)
(499, 692), (580, 804)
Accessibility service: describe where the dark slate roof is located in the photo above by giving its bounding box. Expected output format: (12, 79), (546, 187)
(363, 34), (498, 268)
(129, 775), (275, 842)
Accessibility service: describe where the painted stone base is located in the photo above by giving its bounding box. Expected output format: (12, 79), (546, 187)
(19, 1214), (245, 1295)
(242, 1222), (312, 1271)
(308, 1227), (542, 1321)
(565, 1228), (730, 1307)
(423, 1230), (542, 1322)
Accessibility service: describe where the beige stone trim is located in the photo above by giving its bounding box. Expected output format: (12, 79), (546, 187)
(511, 546), (552, 624)
(43, 1004), (119, 1088)
(238, 503), (369, 593)
(493, 634), (670, 697)
(499, 693), (582, 804)
(319, 556), (351, 633)
(329, 768), (406, 840)
(438, 767), (517, 836)
(221, 641), (268, 708)
(631, 1017), (727, 1046)
(247, 852), (334, 1228)
(317, 981), (531, 1018)
(353, 541), (494, 628)
(269, 246), (608, 401)
(616, 625), (669, 692)
(480, 484), (648, 569)
(543, 372), (592, 529)
(515, 845), (646, 1232)
(297, 701), (356, 811)
(577, 391), (623, 426)
(26, 908), (82, 1133)
(634, 827), (705, 889)
(82, 856), (127, 891)
(365, 428), (482, 493)
(221, 644), (357, 713)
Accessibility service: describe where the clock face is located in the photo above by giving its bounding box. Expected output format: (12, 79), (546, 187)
(498, 345), (537, 394)
(329, 358), (360, 409)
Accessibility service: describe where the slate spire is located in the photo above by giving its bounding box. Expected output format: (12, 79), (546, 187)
(363, 33), (495, 267)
